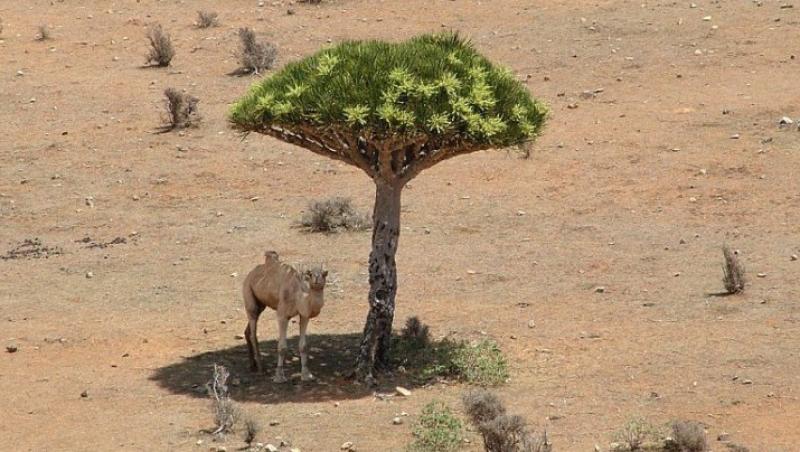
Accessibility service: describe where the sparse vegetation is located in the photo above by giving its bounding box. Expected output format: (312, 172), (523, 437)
(235, 27), (277, 74)
(722, 245), (745, 294)
(160, 88), (200, 132)
(208, 364), (238, 436)
(668, 421), (707, 452)
(613, 417), (660, 451)
(196, 10), (219, 28)
(394, 331), (509, 385)
(300, 197), (370, 232)
(145, 24), (175, 67)
(408, 401), (463, 452)
(463, 389), (552, 452)
(36, 25), (50, 41)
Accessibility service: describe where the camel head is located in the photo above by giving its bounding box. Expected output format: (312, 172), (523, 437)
(264, 250), (280, 264)
(303, 267), (328, 291)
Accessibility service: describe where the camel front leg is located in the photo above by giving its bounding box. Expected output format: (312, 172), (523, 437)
(298, 316), (313, 382)
(273, 315), (289, 383)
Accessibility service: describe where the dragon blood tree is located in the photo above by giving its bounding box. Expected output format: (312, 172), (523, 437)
(230, 32), (547, 381)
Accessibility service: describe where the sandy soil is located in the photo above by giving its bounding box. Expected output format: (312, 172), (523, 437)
(2, 0), (800, 451)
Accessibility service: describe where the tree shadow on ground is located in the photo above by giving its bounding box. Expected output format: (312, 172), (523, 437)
(150, 333), (426, 404)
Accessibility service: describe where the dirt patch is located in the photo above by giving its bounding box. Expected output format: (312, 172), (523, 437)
(1, 238), (62, 260)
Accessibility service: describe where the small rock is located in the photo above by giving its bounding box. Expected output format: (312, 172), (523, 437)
(779, 116), (793, 126)
(702, 15), (712, 21)
(742, 379), (753, 385)
(265, 445), (279, 452)
(730, 133), (740, 139)
(16, 70), (25, 76)
(287, 8), (295, 15)
(196, 440), (204, 445)
(6, 345), (18, 353)
(395, 386), (412, 397)
(80, 390), (89, 398)
(269, 420), (280, 426)
(392, 417), (403, 425)
(85, 271), (94, 279)
(757, 273), (767, 278)
(235, 334), (245, 340)
(340, 442), (354, 451)
(694, 49), (703, 55)
(791, 254), (798, 261)
(718, 432), (731, 442)
(594, 286), (606, 293)
(527, 320), (536, 328)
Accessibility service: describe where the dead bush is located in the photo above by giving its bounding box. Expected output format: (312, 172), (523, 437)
(160, 88), (200, 131)
(300, 197), (370, 232)
(463, 389), (552, 452)
(36, 25), (50, 41)
(208, 364), (238, 436)
(236, 27), (277, 74)
(145, 24), (175, 67)
(722, 245), (745, 294)
(401, 316), (431, 350)
(669, 421), (707, 452)
(463, 389), (506, 426)
(196, 10), (219, 28)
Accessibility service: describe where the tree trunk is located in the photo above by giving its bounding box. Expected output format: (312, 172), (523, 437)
(355, 179), (403, 382)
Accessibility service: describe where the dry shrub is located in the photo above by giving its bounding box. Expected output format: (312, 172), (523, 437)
(241, 412), (261, 445)
(670, 421), (707, 452)
(208, 364), (238, 436)
(236, 27), (277, 74)
(409, 401), (463, 452)
(196, 10), (219, 28)
(401, 316), (431, 350)
(146, 24), (175, 67)
(614, 417), (659, 451)
(160, 88), (200, 131)
(36, 25), (50, 41)
(722, 245), (745, 294)
(463, 389), (552, 452)
(300, 197), (369, 232)
(463, 389), (506, 426)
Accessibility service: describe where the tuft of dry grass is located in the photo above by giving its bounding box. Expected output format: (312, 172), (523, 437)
(241, 412), (261, 445)
(36, 25), (51, 41)
(145, 24), (175, 67)
(235, 27), (277, 74)
(195, 10), (219, 28)
(159, 88), (200, 132)
(670, 421), (707, 452)
(613, 417), (660, 451)
(463, 389), (552, 452)
(722, 245), (745, 294)
(300, 197), (370, 233)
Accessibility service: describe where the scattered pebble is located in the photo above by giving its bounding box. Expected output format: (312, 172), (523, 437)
(6, 345), (18, 353)
(779, 116), (793, 126)
(340, 442), (355, 451)
(269, 420), (280, 426)
(392, 417), (403, 425)
(85, 271), (94, 279)
(718, 432), (731, 442)
(730, 133), (740, 139)
(527, 320), (536, 328)
(594, 286), (606, 293)
(80, 390), (89, 398)
(265, 445), (279, 452)
(791, 254), (798, 261)
(757, 273), (767, 278)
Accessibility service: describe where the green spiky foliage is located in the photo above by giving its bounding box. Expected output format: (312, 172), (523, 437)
(230, 32), (547, 181)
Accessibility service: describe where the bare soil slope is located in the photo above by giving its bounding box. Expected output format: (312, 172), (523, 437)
(2, 1), (799, 450)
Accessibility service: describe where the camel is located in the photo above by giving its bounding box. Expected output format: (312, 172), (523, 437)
(243, 250), (328, 383)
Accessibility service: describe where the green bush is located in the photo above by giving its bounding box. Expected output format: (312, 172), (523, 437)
(408, 401), (463, 452)
(395, 334), (509, 386)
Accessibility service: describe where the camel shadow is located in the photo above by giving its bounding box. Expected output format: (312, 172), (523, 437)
(150, 333), (424, 404)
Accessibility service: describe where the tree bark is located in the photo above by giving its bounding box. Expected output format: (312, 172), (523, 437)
(355, 179), (403, 382)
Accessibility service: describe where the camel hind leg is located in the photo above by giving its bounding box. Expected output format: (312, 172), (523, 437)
(244, 286), (264, 373)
